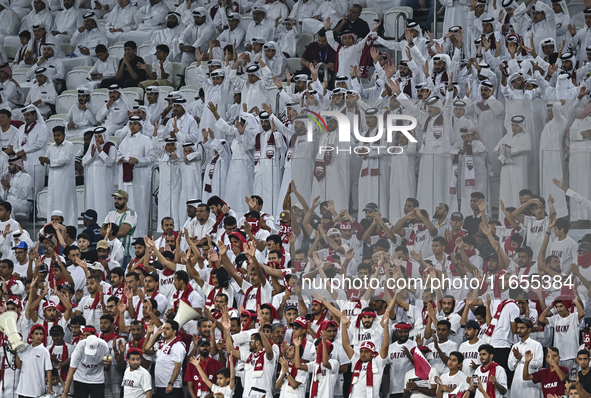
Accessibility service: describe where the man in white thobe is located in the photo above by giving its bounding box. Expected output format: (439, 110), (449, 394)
(1, 157), (33, 215)
(163, 99), (200, 144)
(539, 102), (568, 217)
(0, 0), (19, 41)
(567, 104), (591, 223)
(50, 0), (83, 44)
(71, 12), (109, 58)
(229, 61), (273, 114)
(149, 12), (184, 62)
(64, 86), (98, 139)
(403, 95), (458, 215)
(495, 115), (532, 209)
(39, 126), (78, 226)
(105, 0), (138, 45)
(14, 106), (48, 196)
(21, 0), (54, 33)
(252, 111), (284, 217)
(117, 116), (155, 237)
(25, 43), (65, 81)
(178, 8), (218, 67)
(96, 84), (133, 135)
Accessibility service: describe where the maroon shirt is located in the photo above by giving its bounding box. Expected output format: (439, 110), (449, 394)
(531, 367), (568, 397)
(184, 356), (223, 394)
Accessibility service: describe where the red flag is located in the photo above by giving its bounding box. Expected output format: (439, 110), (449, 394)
(413, 347), (432, 380)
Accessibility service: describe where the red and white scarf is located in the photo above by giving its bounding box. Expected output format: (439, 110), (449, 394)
(173, 283), (194, 312)
(482, 300), (515, 342)
(351, 358), (375, 395)
(159, 335), (182, 355)
(246, 349), (266, 378)
(243, 284), (262, 310)
(203, 155), (220, 193)
(480, 362), (500, 398)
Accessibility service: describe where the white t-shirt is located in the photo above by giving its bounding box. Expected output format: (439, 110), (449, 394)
(473, 363), (508, 398)
(440, 370), (469, 398)
(523, 216), (549, 259)
(122, 366), (152, 398)
(212, 384), (234, 398)
(239, 280), (273, 311)
(16, 344), (52, 397)
(349, 323), (384, 350)
(76, 295), (104, 327)
(70, 339), (110, 384)
(550, 236), (579, 273)
(305, 358), (339, 398)
(403, 367), (439, 398)
(158, 263), (186, 302)
(349, 354), (387, 398)
(278, 367), (308, 398)
(154, 338), (186, 388)
(387, 339), (418, 394)
(427, 340), (458, 375)
(489, 300), (520, 348)
(458, 340), (481, 376)
(240, 348), (277, 397)
(547, 312), (581, 360)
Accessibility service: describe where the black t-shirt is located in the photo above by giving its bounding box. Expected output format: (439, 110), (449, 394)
(118, 55), (148, 81)
(81, 249), (98, 264)
(579, 369), (591, 393)
(82, 223), (102, 249)
(463, 215), (482, 235)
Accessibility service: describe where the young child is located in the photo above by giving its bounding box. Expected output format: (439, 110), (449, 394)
(138, 44), (172, 88)
(189, 356), (234, 398)
(77, 232), (99, 263)
(14, 30), (32, 67)
(50, 369), (64, 394)
(86, 44), (119, 89)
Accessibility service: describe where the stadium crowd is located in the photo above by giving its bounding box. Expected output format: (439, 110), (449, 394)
(2, 0), (591, 397)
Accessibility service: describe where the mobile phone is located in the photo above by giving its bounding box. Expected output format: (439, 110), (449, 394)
(472, 375), (479, 384)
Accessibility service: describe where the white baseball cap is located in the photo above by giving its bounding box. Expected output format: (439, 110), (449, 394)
(85, 335), (98, 355)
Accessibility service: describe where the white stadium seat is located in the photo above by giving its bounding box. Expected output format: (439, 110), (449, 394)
(66, 69), (91, 90)
(56, 90), (78, 115)
(109, 44), (125, 60)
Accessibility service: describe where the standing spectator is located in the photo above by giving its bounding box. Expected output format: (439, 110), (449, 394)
(61, 334), (112, 398)
(144, 320), (186, 398)
(14, 105), (48, 196)
(39, 126), (78, 226)
(103, 190), (138, 266)
(1, 156), (33, 215)
(121, 349), (152, 398)
(16, 324), (54, 397)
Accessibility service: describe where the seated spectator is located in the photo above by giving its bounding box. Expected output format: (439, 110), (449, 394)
(100, 41), (148, 89)
(86, 45), (119, 90)
(138, 45), (173, 89)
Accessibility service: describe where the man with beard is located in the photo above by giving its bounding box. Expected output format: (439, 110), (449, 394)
(207, 196), (238, 235)
(104, 191), (137, 266)
(178, 8), (218, 67)
(64, 87), (97, 138)
(1, 156), (33, 214)
(14, 105), (48, 195)
(300, 30), (336, 75)
(149, 12), (184, 62)
(154, 217), (175, 249)
(163, 98), (200, 144)
(97, 84), (133, 135)
(185, 337), (222, 398)
(25, 43), (64, 81)
(144, 320), (186, 397)
(99, 315), (126, 398)
(507, 317), (543, 397)
(71, 12), (108, 58)
(330, 88), (346, 111)
(188, 204), (215, 245)
(458, 320), (481, 376)
(433, 203), (451, 237)
(121, 349), (152, 398)
(40, 126), (78, 226)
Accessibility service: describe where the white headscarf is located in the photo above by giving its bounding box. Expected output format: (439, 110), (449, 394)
(22, 104), (47, 128)
(107, 84), (133, 109)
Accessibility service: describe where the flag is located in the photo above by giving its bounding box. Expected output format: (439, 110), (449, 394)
(413, 347), (432, 380)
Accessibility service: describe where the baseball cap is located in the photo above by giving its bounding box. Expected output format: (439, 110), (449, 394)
(81, 209), (98, 220)
(450, 212), (464, 221)
(88, 262), (104, 272)
(290, 316), (308, 329)
(12, 241), (28, 250)
(112, 190), (129, 199)
(85, 335), (99, 355)
(96, 240), (110, 250)
(40, 235), (57, 246)
(50, 325), (65, 336)
(284, 304), (298, 313)
(461, 320), (480, 329)
(514, 317), (533, 328)
(326, 228), (341, 237)
(280, 210), (290, 222)
(197, 338), (211, 347)
(363, 202), (379, 212)
(59, 283), (75, 294)
(38, 263), (49, 274)
(579, 241), (591, 253)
